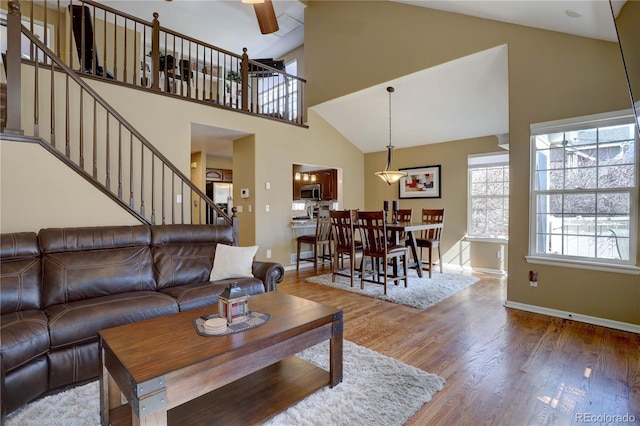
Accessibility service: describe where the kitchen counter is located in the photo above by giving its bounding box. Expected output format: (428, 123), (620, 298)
(291, 219), (317, 229)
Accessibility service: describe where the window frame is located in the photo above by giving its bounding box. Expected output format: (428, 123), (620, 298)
(527, 109), (639, 272)
(467, 152), (510, 242)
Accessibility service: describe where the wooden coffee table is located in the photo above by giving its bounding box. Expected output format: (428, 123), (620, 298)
(98, 292), (343, 425)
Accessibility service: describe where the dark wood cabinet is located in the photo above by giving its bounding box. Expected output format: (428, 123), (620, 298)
(293, 177), (303, 200)
(314, 169), (338, 200)
(206, 169), (233, 183)
(320, 169), (336, 200)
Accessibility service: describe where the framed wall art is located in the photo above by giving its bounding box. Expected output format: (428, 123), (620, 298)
(398, 165), (441, 199)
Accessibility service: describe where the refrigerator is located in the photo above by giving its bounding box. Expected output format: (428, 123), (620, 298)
(206, 182), (233, 224)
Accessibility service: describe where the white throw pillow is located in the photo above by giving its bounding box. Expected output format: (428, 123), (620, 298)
(210, 244), (258, 281)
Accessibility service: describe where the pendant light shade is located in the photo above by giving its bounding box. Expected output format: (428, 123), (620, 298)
(375, 87), (407, 185)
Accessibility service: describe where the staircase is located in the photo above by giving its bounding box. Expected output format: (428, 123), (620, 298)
(2, 21), (234, 229)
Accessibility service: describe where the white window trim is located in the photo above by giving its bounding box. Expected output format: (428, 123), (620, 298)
(528, 108), (639, 270)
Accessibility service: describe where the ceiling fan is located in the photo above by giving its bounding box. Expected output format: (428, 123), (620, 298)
(243, 0), (279, 34)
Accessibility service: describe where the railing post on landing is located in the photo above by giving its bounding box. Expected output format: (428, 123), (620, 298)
(151, 12), (160, 91)
(231, 207), (240, 244)
(5, 0), (24, 135)
(241, 48), (249, 111)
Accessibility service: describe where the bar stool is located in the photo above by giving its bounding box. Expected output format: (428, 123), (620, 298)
(296, 211), (332, 272)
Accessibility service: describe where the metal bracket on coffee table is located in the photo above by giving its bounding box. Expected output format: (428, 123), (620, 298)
(129, 376), (167, 417)
(332, 311), (344, 334)
(130, 389), (167, 417)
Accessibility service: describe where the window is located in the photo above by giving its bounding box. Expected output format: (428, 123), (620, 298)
(529, 111), (638, 266)
(258, 59), (299, 122)
(467, 152), (509, 240)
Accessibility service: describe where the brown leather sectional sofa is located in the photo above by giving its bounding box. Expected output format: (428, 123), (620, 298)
(0, 224), (285, 419)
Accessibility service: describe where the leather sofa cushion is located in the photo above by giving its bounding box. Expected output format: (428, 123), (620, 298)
(48, 343), (100, 390)
(153, 245), (216, 289)
(45, 291), (178, 349)
(0, 310), (50, 371)
(1, 258), (42, 314)
(1, 232), (41, 314)
(159, 277), (265, 311)
(150, 224), (235, 289)
(0, 232), (39, 258)
(38, 225), (151, 254)
(151, 224), (236, 246)
(3, 356), (48, 415)
(39, 226), (155, 307)
(42, 246), (156, 307)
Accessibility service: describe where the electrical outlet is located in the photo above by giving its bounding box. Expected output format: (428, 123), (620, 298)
(266, 204), (270, 212)
(266, 249), (272, 259)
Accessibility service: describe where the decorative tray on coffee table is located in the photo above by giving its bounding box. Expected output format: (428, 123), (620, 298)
(193, 311), (270, 336)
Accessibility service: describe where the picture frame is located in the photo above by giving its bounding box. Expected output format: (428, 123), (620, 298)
(399, 165), (442, 199)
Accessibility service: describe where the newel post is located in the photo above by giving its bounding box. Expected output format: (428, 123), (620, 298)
(241, 48), (249, 111)
(151, 12), (160, 91)
(5, 0), (24, 135)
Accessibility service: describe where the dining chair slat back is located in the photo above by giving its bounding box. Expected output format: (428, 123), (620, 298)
(329, 210), (361, 287)
(415, 208), (445, 278)
(357, 210), (408, 295)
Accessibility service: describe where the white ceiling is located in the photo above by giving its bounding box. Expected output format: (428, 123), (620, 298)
(103, 1), (626, 155)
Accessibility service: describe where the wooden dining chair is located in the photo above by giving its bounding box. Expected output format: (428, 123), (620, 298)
(414, 208), (445, 278)
(357, 211), (408, 295)
(394, 208), (413, 244)
(296, 210), (332, 272)
(329, 210), (362, 287)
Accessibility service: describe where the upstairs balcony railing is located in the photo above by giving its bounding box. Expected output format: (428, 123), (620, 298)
(9, 0), (306, 125)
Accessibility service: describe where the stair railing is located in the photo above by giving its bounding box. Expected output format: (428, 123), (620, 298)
(15, 0), (306, 125)
(7, 18), (235, 229)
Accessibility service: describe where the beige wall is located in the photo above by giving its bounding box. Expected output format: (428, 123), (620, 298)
(0, 141), (139, 232)
(306, 1), (638, 325)
(206, 156), (233, 170)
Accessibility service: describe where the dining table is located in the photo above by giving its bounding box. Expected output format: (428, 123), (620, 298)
(386, 221), (443, 278)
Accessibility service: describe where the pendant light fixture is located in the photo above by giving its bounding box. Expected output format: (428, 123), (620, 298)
(375, 86), (407, 185)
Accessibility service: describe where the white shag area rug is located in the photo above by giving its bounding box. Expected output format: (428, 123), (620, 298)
(307, 268), (480, 310)
(6, 341), (445, 426)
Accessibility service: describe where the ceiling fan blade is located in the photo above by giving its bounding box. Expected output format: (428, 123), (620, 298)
(253, 0), (279, 35)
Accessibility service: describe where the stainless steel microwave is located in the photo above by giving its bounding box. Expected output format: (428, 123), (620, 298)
(300, 184), (322, 200)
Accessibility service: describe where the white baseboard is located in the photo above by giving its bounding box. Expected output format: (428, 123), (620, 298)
(504, 300), (640, 334)
(471, 267), (507, 275)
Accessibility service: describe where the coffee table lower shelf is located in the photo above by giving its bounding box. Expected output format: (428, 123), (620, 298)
(107, 356), (329, 426)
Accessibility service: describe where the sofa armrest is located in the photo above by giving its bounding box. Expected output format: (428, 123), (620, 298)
(252, 261), (285, 292)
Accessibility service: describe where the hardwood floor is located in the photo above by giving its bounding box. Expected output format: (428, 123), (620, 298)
(277, 267), (640, 425)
